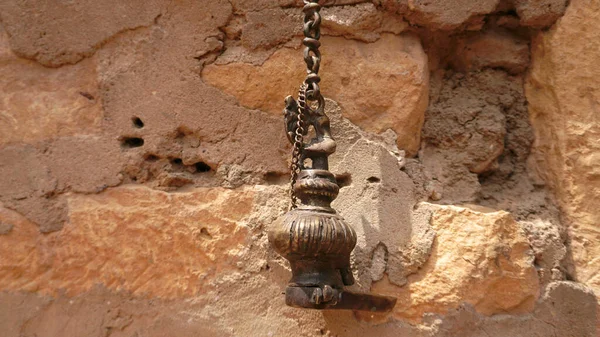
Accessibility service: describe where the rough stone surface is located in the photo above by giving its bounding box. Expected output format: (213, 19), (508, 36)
(419, 70), (530, 203)
(203, 34), (429, 155)
(0, 33), (102, 146)
(95, 0), (290, 188)
(372, 204), (540, 321)
(242, 8), (300, 50)
(378, 0), (568, 32)
(514, 0), (569, 28)
(0, 185), (269, 297)
(378, 0), (500, 30)
(0, 0), (291, 232)
(0, 0), (597, 335)
(521, 218), (567, 284)
(321, 3), (409, 42)
(432, 281), (597, 337)
(1, 281), (597, 337)
(534, 281), (598, 337)
(332, 138), (434, 289)
(322, 4), (382, 42)
(451, 29), (530, 75)
(0, 138), (124, 232)
(0, 0), (165, 67)
(526, 0), (600, 320)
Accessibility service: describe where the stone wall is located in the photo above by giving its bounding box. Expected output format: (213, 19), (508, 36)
(0, 0), (598, 336)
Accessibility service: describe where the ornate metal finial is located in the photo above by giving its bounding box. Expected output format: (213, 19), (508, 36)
(268, 0), (396, 312)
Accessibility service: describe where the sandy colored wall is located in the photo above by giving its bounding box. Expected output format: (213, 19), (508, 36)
(0, 0), (598, 336)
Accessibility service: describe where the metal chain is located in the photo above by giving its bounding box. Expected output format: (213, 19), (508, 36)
(302, 0), (323, 102)
(289, 84), (308, 209)
(289, 0), (325, 209)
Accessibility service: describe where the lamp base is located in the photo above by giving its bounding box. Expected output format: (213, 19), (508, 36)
(285, 286), (397, 312)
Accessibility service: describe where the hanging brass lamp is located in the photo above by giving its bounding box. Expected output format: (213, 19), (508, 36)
(268, 0), (397, 312)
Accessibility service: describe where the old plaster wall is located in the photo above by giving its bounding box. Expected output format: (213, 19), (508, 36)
(0, 0), (598, 336)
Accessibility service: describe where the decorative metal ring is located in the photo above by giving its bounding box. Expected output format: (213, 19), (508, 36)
(312, 12), (321, 26)
(303, 23), (320, 40)
(304, 73), (320, 84)
(303, 2), (320, 13)
(302, 37), (321, 49)
(305, 82), (320, 101)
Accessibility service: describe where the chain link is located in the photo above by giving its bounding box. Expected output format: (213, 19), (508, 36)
(289, 0), (325, 209)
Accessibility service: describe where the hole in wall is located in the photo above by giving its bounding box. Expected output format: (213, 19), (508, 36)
(533, 256), (542, 270)
(144, 154), (159, 162)
(79, 91), (94, 100)
(367, 176), (381, 183)
(168, 158), (211, 174)
(132, 117), (144, 128)
(199, 227), (213, 239)
(194, 162), (211, 173)
(565, 271), (574, 281)
(263, 171), (284, 184)
(175, 126), (193, 139)
(121, 137), (144, 148)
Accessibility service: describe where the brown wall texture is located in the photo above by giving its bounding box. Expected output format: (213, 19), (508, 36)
(0, 0), (599, 336)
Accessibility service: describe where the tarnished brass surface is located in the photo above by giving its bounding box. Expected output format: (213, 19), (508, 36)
(268, 0), (397, 312)
(286, 287), (397, 312)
